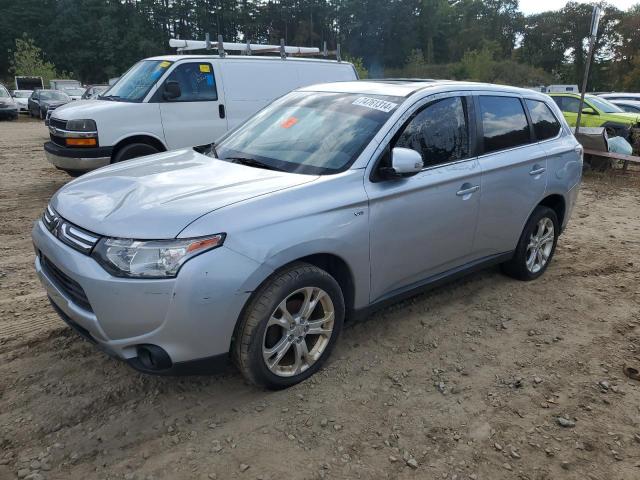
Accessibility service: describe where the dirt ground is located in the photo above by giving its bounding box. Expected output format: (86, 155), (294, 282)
(1, 117), (640, 480)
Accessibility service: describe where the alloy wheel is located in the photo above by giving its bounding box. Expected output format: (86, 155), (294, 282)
(525, 217), (554, 274)
(262, 286), (335, 377)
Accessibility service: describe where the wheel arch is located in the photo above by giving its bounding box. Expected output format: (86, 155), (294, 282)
(229, 251), (358, 355)
(538, 193), (566, 230)
(112, 134), (167, 160)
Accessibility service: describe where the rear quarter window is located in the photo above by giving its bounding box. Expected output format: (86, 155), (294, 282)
(478, 96), (531, 154)
(526, 99), (561, 140)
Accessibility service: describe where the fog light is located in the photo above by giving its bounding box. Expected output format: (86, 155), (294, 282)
(136, 344), (172, 370)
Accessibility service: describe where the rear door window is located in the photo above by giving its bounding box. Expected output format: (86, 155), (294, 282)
(395, 96), (470, 168)
(560, 96), (581, 113)
(164, 62), (218, 102)
(525, 99), (561, 140)
(478, 96), (531, 154)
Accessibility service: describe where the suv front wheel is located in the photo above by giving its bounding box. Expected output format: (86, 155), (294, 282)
(233, 263), (345, 389)
(501, 206), (559, 281)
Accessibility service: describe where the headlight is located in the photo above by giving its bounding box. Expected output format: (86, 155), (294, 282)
(92, 234), (225, 278)
(66, 119), (97, 131)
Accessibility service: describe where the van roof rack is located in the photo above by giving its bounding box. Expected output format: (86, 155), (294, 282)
(169, 34), (342, 62)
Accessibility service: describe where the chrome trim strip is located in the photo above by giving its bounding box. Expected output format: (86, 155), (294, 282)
(48, 126), (98, 138)
(66, 225), (99, 243)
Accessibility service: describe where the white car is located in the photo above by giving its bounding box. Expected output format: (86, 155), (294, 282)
(62, 87), (86, 101)
(12, 90), (32, 112)
(597, 92), (640, 102)
(44, 54), (357, 176)
(608, 99), (640, 114)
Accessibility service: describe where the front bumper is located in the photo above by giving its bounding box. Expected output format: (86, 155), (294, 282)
(44, 141), (112, 172)
(0, 106), (18, 118)
(32, 220), (258, 373)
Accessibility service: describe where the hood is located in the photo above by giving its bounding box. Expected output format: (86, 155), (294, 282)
(42, 100), (69, 108)
(51, 148), (318, 239)
(52, 99), (131, 118)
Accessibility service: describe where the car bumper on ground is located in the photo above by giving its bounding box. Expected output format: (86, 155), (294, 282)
(32, 219), (259, 374)
(44, 141), (112, 172)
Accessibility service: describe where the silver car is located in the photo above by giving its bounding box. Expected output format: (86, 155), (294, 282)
(33, 80), (583, 389)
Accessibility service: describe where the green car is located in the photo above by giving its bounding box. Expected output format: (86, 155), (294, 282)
(549, 93), (640, 139)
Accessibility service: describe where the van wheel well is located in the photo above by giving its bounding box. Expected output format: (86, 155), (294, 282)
(113, 135), (166, 159)
(539, 194), (566, 229)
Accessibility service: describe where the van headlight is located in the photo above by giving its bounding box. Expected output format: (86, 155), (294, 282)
(92, 234), (225, 278)
(66, 119), (97, 132)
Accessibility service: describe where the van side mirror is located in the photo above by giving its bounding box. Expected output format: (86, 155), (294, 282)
(163, 81), (181, 100)
(381, 147), (424, 179)
(581, 107), (596, 115)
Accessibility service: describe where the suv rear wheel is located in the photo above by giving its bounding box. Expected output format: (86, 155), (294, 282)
(112, 143), (159, 163)
(501, 206), (559, 281)
(233, 263), (344, 389)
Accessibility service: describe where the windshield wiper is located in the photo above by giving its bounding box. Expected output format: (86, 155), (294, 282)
(100, 95), (122, 101)
(224, 156), (284, 172)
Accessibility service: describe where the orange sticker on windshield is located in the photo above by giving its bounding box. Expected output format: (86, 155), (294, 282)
(280, 117), (298, 129)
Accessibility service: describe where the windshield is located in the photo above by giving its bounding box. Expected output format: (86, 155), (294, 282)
(64, 88), (85, 95)
(0, 87), (9, 98)
(587, 95), (624, 114)
(13, 91), (31, 98)
(40, 91), (70, 101)
(214, 91), (401, 175)
(102, 60), (173, 102)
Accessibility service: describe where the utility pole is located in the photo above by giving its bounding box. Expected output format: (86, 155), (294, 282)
(575, 6), (603, 135)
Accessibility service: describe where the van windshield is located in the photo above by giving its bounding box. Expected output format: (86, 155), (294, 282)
(102, 60), (173, 102)
(214, 91), (402, 175)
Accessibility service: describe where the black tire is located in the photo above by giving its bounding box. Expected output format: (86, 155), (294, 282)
(112, 143), (159, 163)
(233, 262), (345, 389)
(501, 206), (559, 281)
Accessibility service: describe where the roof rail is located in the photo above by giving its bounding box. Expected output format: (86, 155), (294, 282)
(169, 36), (342, 61)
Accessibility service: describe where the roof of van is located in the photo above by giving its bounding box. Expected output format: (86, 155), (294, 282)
(146, 54), (353, 66)
(298, 80), (548, 98)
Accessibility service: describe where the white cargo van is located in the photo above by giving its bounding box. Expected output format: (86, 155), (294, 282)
(44, 46), (357, 176)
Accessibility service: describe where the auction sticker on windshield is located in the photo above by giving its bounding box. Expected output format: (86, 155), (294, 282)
(352, 97), (398, 113)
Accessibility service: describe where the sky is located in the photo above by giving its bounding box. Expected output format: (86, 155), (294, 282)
(519, 0), (638, 15)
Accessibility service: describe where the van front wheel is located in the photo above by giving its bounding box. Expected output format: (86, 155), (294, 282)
(112, 143), (159, 164)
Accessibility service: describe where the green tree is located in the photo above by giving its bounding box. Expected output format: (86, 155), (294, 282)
(8, 35), (65, 85)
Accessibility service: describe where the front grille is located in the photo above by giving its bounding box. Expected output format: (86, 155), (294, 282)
(40, 255), (93, 312)
(42, 205), (100, 254)
(49, 117), (67, 130)
(50, 134), (66, 146)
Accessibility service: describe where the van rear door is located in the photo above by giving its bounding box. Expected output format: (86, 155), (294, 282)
(156, 60), (227, 148)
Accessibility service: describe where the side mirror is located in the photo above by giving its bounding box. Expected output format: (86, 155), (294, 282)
(163, 81), (181, 100)
(581, 107), (596, 115)
(381, 147), (424, 178)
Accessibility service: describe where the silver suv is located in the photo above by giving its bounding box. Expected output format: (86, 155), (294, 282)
(33, 80), (583, 389)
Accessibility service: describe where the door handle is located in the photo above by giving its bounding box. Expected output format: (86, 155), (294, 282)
(218, 104), (226, 119)
(529, 166), (546, 176)
(456, 185), (480, 197)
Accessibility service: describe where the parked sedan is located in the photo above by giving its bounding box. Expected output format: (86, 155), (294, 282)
(62, 87), (86, 101)
(12, 89), (32, 113)
(28, 89), (71, 120)
(81, 85), (109, 100)
(610, 99), (640, 114)
(0, 84), (18, 120)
